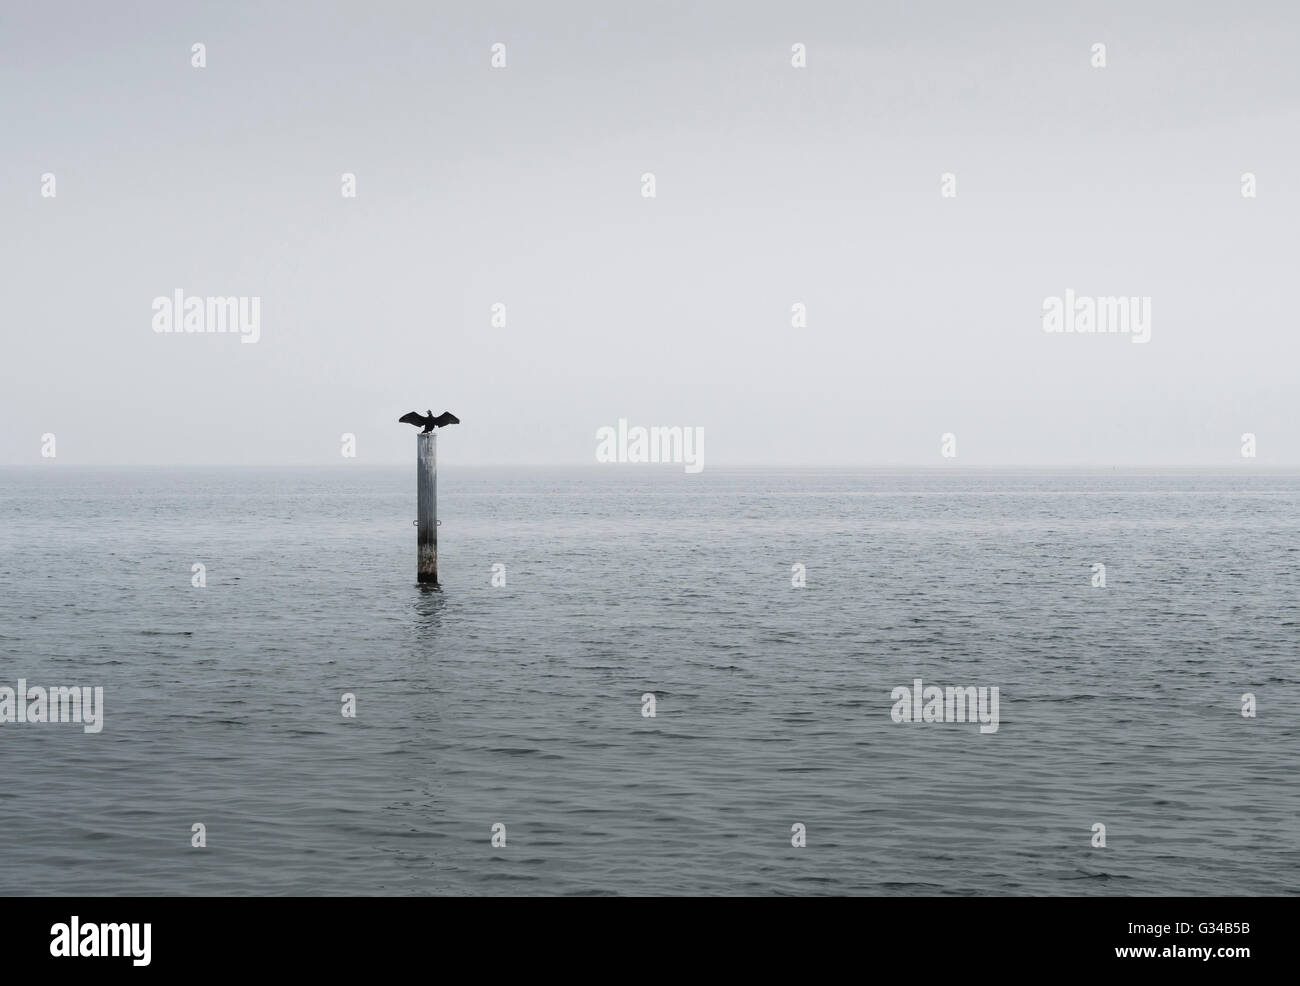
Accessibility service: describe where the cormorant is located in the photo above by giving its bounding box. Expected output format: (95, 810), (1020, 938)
(399, 410), (460, 433)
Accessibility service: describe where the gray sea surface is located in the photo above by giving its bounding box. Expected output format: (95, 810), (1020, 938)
(0, 466), (1296, 895)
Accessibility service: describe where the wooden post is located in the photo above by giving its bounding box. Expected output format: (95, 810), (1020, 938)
(417, 431), (437, 584)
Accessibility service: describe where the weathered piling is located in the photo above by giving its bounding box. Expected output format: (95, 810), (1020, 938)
(417, 431), (437, 584)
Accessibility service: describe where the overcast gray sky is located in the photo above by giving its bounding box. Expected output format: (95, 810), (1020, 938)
(2, 0), (1298, 466)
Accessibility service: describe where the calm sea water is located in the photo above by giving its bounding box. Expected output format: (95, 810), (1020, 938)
(0, 466), (1296, 896)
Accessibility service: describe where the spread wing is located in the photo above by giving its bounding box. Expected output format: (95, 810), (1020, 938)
(398, 411), (426, 426)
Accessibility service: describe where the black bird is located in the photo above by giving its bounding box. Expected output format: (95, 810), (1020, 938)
(399, 409), (460, 433)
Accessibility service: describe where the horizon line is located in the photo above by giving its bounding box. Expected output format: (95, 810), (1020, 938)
(3, 463), (1297, 471)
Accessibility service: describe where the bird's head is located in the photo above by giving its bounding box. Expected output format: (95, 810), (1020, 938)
(426, 409), (433, 417)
